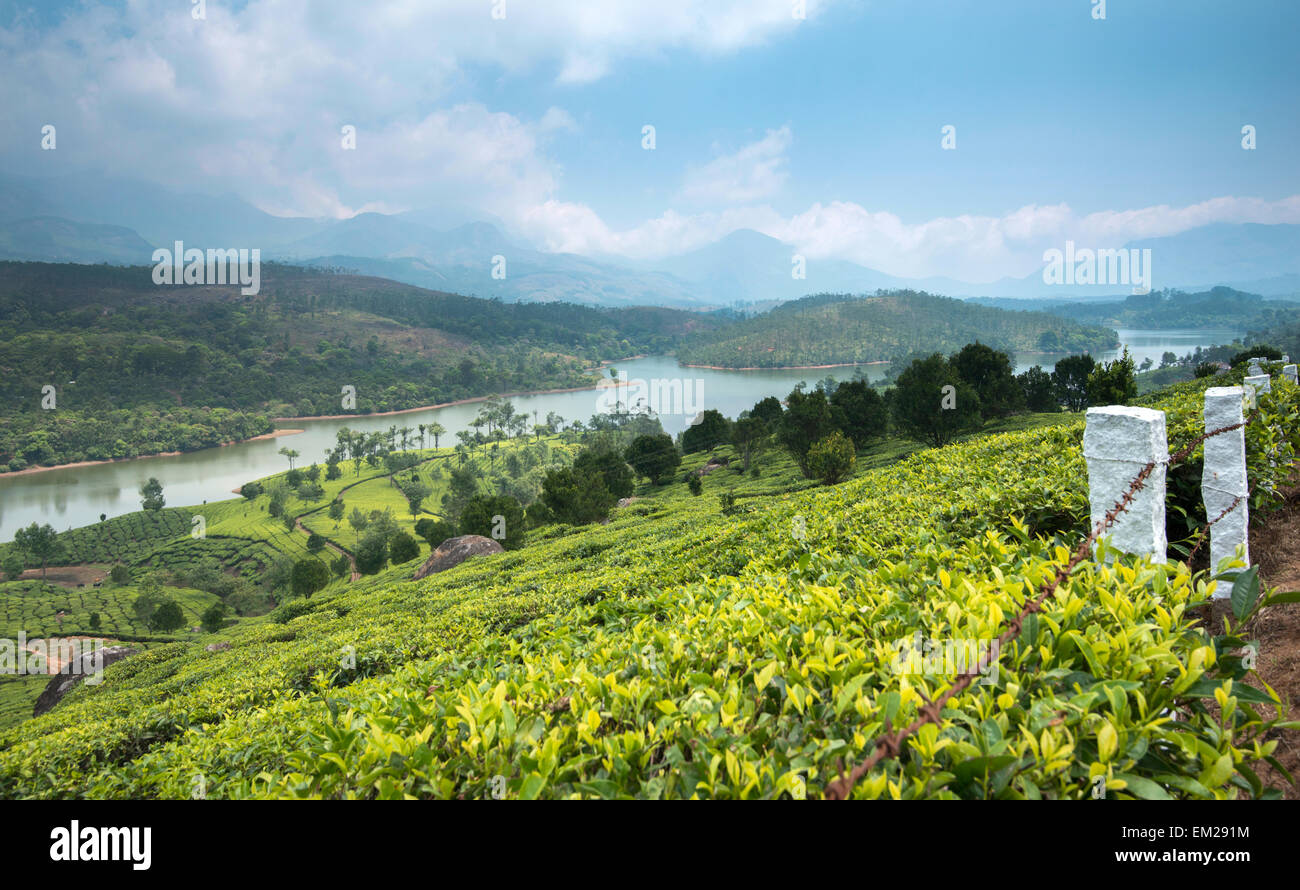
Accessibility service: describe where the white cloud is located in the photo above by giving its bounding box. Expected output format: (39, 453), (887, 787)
(681, 127), (793, 203)
(0, 0), (827, 216)
(515, 195), (1300, 282)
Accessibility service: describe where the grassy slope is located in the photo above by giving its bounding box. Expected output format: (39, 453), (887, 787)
(0, 388), (1291, 799)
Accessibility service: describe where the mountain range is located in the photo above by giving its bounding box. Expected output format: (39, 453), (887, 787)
(3, 171), (1298, 308)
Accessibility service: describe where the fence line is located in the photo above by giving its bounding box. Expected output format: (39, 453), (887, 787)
(822, 416), (1250, 800)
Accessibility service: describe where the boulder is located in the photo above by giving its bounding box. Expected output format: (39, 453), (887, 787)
(33, 645), (138, 717)
(413, 535), (504, 580)
(205, 642), (232, 652)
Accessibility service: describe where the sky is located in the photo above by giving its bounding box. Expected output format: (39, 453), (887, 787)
(1, 0), (1298, 281)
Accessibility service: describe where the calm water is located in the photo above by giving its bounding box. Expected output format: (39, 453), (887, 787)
(0, 328), (1242, 541)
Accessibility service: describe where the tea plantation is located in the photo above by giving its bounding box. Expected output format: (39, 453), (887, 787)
(0, 376), (1296, 798)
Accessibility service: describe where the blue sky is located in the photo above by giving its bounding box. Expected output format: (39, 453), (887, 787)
(1, 0), (1297, 280)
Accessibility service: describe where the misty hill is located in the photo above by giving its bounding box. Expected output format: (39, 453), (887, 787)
(969, 286), (1300, 330)
(675, 290), (1118, 368)
(0, 261), (722, 421)
(0, 217), (156, 264)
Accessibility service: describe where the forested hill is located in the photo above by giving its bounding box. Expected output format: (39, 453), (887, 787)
(0, 262), (722, 471)
(674, 290), (1119, 368)
(983, 286), (1300, 330)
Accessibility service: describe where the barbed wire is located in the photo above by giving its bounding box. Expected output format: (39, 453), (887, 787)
(823, 416), (1252, 800)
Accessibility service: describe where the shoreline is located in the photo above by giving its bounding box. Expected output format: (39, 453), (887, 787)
(0, 429), (305, 479)
(269, 362), (655, 423)
(680, 360), (891, 371)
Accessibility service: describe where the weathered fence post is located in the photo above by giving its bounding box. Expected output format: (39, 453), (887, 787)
(1083, 406), (1168, 562)
(1284, 364), (1298, 385)
(1202, 387), (1249, 587)
(1245, 373), (1271, 395)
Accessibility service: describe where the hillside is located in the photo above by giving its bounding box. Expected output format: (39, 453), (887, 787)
(0, 373), (1295, 799)
(972, 287), (1300, 331)
(675, 291), (1119, 368)
(0, 262), (723, 472)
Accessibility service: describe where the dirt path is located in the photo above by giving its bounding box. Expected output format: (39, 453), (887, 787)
(1245, 493), (1300, 799)
(294, 516), (360, 582)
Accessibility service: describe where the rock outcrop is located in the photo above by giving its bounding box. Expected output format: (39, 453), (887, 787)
(33, 645), (138, 717)
(412, 535), (504, 580)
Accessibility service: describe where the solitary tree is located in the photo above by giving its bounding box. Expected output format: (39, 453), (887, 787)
(13, 522), (63, 579)
(278, 447), (300, 470)
(291, 558), (332, 597)
(139, 477), (165, 512)
(148, 599), (186, 633)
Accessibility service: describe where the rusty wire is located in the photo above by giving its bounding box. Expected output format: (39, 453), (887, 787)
(823, 416), (1252, 800)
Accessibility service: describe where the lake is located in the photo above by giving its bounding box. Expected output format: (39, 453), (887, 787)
(0, 328), (1243, 541)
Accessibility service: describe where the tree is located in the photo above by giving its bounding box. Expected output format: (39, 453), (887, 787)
(828, 379), (888, 448)
(750, 396), (783, 428)
(388, 531), (421, 565)
(441, 464), (481, 525)
(133, 576), (168, 625)
(573, 446), (634, 500)
(148, 599), (186, 633)
(200, 602), (228, 633)
(306, 533), (326, 554)
(460, 495), (526, 550)
(397, 478), (433, 518)
(730, 413), (768, 473)
(1086, 348), (1138, 406)
(681, 409), (732, 454)
(427, 422), (446, 449)
(331, 553), (352, 578)
(278, 446), (300, 470)
(1017, 366), (1059, 413)
(777, 385), (836, 469)
(347, 507), (370, 538)
(1052, 354), (1095, 412)
(805, 431), (857, 485)
(687, 474), (703, 496)
(2, 551), (25, 581)
(541, 467), (615, 525)
(88, 612), (101, 631)
(239, 481), (263, 500)
(354, 530), (389, 575)
(414, 518), (457, 547)
(328, 499), (345, 522)
(139, 477), (165, 512)
(892, 354), (982, 448)
(109, 563), (131, 585)
(950, 342), (1023, 419)
(624, 434), (681, 484)
(13, 523), (63, 579)
(291, 558), (332, 597)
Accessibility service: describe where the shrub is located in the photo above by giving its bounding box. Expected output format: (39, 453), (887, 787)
(388, 531), (421, 565)
(805, 431), (857, 484)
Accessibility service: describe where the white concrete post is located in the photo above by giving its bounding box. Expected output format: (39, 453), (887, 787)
(1202, 387), (1249, 586)
(1245, 373), (1271, 395)
(1284, 364), (1298, 385)
(1247, 362), (1264, 377)
(1083, 406), (1169, 562)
